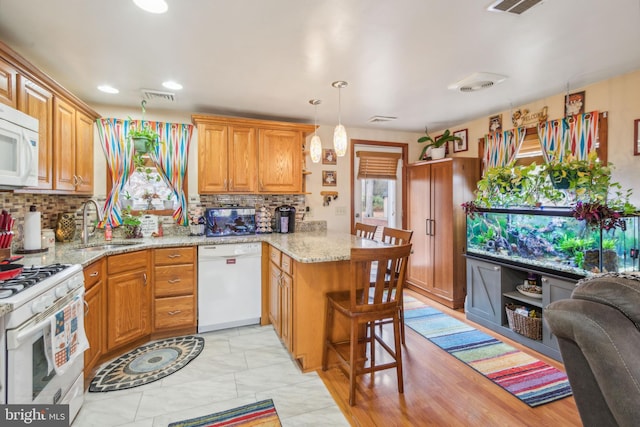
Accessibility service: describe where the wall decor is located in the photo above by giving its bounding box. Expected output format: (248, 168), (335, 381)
(635, 119), (640, 156)
(453, 129), (468, 152)
(489, 114), (502, 133)
(322, 148), (337, 165)
(322, 170), (337, 186)
(512, 106), (549, 127)
(565, 91), (585, 117)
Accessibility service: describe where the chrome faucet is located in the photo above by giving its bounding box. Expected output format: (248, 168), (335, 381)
(82, 199), (101, 245)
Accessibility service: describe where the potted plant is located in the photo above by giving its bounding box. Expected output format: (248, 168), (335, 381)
(120, 191), (133, 210)
(417, 129), (461, 160)
(128, 123), (160, 154)
(163, 194), (174, 210)
(121, 206), (142, 239)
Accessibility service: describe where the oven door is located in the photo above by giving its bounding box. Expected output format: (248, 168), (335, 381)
(5, 289), (85, 407)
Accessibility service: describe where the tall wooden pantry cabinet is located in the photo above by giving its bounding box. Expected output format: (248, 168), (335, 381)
(406, 157), (479, 309)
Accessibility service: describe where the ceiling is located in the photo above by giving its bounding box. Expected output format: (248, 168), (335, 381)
(1, 0), (640, 133)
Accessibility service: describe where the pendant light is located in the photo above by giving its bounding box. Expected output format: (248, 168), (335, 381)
(308, 99), (322, 163)
(332, 81), (348, 157)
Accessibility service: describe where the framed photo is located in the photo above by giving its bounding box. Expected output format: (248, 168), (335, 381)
(322, 170), (337, 186)
(565, 91), (585, 117)
(634, 119), (640, 156)
(322, 148), (337, 165)
(453, 129), (468, 153)
(489, 114), (502, 133)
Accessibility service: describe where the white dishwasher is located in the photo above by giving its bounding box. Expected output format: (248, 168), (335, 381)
(197, 242), (262, 333)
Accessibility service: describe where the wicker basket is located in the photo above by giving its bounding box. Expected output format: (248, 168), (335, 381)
(505, 304), (542, 341)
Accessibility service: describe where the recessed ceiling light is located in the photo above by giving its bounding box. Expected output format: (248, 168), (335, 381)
(97, 85), (119, 94)
(162, 81), (183, 90)
(133, 0), (168, 14)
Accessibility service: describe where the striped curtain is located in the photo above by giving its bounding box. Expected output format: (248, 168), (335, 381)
(538, 111), (598, 162)
(134, 120), (194, 225)
(483, 127), (525, 170)
(97, 118), (135, 227)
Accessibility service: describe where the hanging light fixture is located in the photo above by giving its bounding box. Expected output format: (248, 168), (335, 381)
(332, 81), (348, 157)
(308, 99), (322, 163)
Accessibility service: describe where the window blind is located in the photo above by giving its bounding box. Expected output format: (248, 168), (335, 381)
(356, 151), (401, 179)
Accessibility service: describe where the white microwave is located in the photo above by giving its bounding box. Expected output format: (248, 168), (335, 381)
(0, 104), (39, 188)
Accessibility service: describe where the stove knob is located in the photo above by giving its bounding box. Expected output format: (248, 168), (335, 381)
(31, 298), (47, 314)
(55, 287), (68, 298)
(42, 294), (55, 310)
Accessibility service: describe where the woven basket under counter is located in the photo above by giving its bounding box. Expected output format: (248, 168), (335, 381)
(505, 304), (542, 341)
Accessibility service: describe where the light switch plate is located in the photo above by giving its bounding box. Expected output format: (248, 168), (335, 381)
(335, 206), (346, 216)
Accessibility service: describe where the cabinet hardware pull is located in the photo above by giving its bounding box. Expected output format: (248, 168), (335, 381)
(168, 254), (181, 258)
(493, 267), (500, 271)
(77, 175), (84, 185)
(168, 278), (181, 284)
(431, 219), (436, 236)
(84, 300), (89, 316)
(89, 271), (99, 277)
(425, 219), (429, 235)
(143, 273), (147, 285)
(541, 278), (548, 282)
(224, 179), (228, 190)
(168, 310), (182, 315)
(72, 175), (79, 186)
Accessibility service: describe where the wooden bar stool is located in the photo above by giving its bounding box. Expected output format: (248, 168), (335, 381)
(322, 243), (412, 406)
(354, 222), (377, 239)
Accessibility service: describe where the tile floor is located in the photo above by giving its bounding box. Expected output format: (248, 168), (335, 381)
(72, 325), (349, 426)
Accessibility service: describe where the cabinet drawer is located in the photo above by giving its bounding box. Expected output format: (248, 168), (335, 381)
(155, 295), (196, 330)
(107, 250), (148, 275)
(154, 265), (195, 297)
(155, 246), (195, 266)
(83, 258), (104, 291)
(269, 246), (281, 265)
(281, 253), (293, 275)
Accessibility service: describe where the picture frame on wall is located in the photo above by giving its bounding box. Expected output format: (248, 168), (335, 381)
(634, 119), (640, 156)
(453, 129), (468, 152)
(322, 170), (337, 186)
(565, 91), (585, 117)
(322, 148), (337, 165)
(489, 114), (502, 133)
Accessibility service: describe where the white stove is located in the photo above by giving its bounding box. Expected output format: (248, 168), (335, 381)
(2, 263), (86, 424)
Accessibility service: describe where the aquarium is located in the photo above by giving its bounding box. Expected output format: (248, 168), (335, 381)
(465, 208), (640, 278)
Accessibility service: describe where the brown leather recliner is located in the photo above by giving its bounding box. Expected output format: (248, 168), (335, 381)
(545, 273), (640, 427)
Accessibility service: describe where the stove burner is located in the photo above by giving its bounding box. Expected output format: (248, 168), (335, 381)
(0, 263), (70, 299)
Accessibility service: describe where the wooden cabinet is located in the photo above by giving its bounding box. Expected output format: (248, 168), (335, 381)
(268, 245), (293, 351)
(83, 258), (106, 381)
(53, 97), (94, 193)
(406, 158), (479, 309)
(152, 246), (197, 333)
(106, 250), (151, 351)
(466, 255), (577, 361)
(192, 114), (314, 194)
(258, 129), (303, 193)
(17, 75), (53, 189)
(0, 57), (17, 107)
(197, 122), (257, 193)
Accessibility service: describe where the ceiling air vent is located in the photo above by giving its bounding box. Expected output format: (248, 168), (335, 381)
(487, 0), (544, 15)
(448, 72), (507, 93)
(141, 89), (175, 102)
(368, 115), (397, 123)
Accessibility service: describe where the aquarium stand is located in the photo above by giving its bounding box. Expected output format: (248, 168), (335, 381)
(465, 255), (578, 362)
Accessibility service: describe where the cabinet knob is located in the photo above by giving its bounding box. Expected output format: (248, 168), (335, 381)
(493, 266), (500, 271)
(541, 278), (548, 282)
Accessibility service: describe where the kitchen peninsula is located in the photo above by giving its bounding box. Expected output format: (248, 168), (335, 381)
(3, 230), (386, 373)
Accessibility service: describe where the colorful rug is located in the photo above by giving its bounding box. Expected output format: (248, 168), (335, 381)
(404, 297), (572, 407)
(168, 399), (281, 427)
(89, 335), (204, 392)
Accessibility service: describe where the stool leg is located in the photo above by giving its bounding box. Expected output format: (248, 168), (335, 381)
(349, 316), (358, 406)
(322, 300), (333, 371)
(393, 312), (404, 394)
(400, 303), (406, 345)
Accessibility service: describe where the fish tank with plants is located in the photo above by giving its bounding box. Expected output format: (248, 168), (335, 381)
(465, 207), (640, 278)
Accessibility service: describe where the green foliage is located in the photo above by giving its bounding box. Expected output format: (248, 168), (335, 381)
(574, 251), (585, 269)
(558, 236), (595, 256)
(128, 122), (159, 154)
(417, 129), (461, 160)
(602, 238), (616, 250)
(121, 206), (141, 227)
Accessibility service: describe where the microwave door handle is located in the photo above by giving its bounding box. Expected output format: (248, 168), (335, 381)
(20, 130), (34, 182)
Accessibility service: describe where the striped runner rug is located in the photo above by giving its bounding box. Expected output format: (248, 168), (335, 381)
(404, 298), (572, 407)
(168, 399), (281, 427)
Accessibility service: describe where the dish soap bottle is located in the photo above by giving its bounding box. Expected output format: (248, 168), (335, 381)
(105, 223), (112, 241)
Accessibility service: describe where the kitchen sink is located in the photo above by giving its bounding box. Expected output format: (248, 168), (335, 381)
(71, 241), (142, 252)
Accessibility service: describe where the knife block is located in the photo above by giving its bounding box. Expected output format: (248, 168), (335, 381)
(0, 247), (10, 261)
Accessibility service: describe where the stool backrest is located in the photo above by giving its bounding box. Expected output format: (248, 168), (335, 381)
(354, 222), (377, 240)
(381, 227), (413, 245)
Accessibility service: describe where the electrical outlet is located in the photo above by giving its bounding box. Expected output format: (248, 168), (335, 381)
(188, 194), (200, 203)
(335, 206), (346, 216)
(305, 206), (313, 218)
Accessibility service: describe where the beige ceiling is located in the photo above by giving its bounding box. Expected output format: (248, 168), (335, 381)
(1, 0), (639, 132)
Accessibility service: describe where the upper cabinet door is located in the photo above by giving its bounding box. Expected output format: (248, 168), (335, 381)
(198, 124), (229, 193)
(228, 126), (256, 192)
(75, 110), (94, 193)
(53, 97), (77, 191)
(18, 75), (53, 189)
(0, 58), (17, 108)
(258, 129), (302, 193)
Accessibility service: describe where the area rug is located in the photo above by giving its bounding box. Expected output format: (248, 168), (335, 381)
(168, 399), (281, 427)
(404, 297), (572, 407)
(89, 335), (204, 392)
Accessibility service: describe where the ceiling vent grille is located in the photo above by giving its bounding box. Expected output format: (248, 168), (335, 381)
(141, 89), (175, 102)
(488, 0), (543, 14)
(368, 115), (397, 123)
(448, 72), (507, 93)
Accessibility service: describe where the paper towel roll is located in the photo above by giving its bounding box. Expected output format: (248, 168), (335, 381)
(24, 210), (42, 251)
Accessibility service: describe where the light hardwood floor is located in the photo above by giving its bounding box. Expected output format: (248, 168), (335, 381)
(318, 290), (582, 427)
